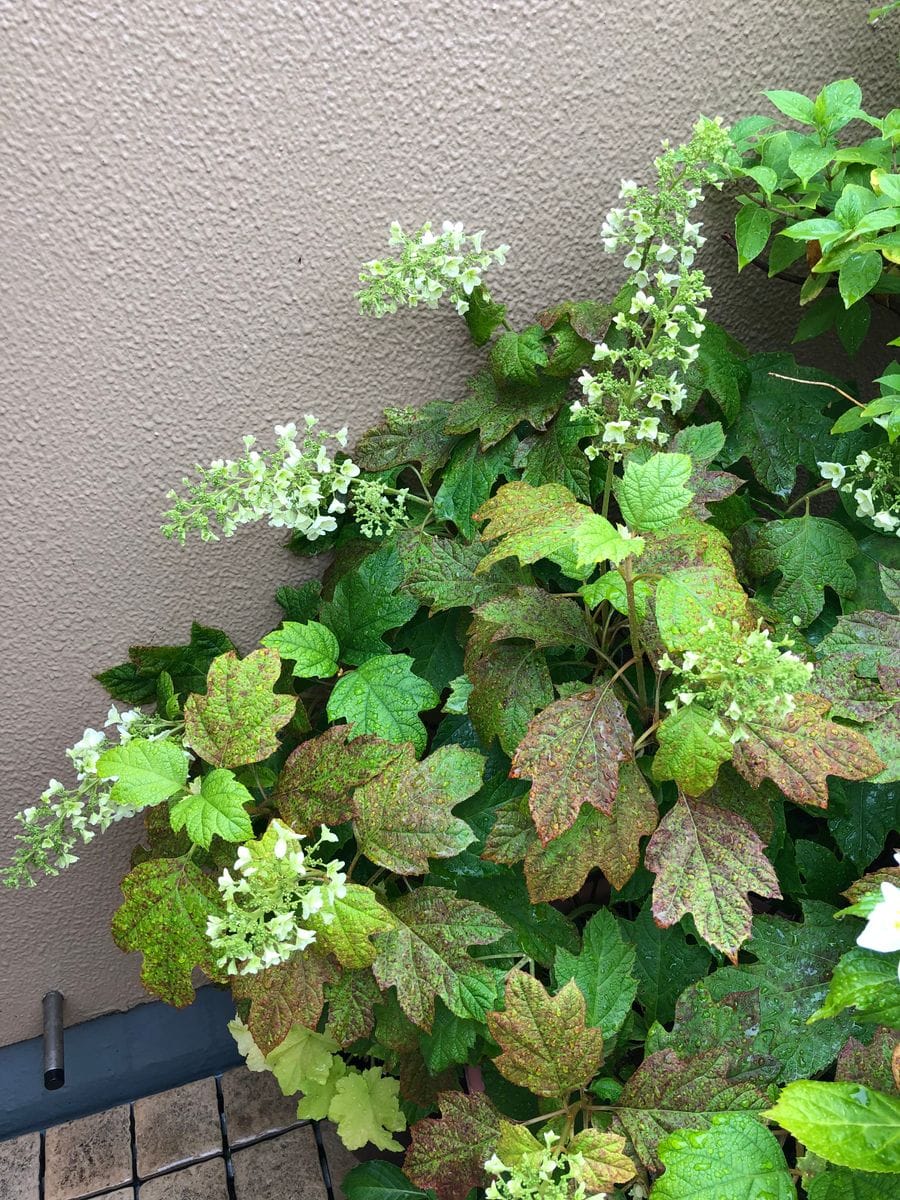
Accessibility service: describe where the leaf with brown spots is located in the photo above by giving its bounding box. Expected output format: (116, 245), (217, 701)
(487, 970), (605, 1097)
(645, 794), (781, 959)
(272, 727), (405, 834)
(567, 1129), (636, 1192)
(324, 968), (381, 1048)
(523, 761), (659, 899)
(397, 1048), (458, 1106)
(465, 635), (553, 756)
(511, 686), (634, 844)
(474, 586), (596, 650)
(836, 1026), (900, 1095)
(184, 649), (295, 768)
(232, 949), (338, 1055)
(732, 692), (885, 807)
(404, 1091), (501, 1200)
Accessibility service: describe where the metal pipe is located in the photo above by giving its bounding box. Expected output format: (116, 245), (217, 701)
(42, 991), (65, 1090)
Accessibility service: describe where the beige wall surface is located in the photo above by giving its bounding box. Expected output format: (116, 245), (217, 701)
(0, 0), (897, 1047)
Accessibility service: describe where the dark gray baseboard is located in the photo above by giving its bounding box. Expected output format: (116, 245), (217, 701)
(0, 986), (241, 1140)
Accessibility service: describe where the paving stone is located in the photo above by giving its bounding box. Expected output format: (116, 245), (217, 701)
(100, 1192), (136, 1199)
(319, 1123), (360, 1199)
(44, 1105), (132, 1200)
(232, 1126), (327, 1200)
(138, 1157), (228, 1200)
(0, 1131), (40, 1200)
(134, 1077), (221, 1177)
(221, 1065), (300, 1145)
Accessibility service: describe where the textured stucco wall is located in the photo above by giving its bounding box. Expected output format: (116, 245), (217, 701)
(0, 0), (896, 1048)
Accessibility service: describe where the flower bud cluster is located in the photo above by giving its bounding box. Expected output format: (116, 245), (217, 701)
(206, 820), (348, 976)
(357, 220), (509, 317)
(818, 445), (900, 535)
(162, 418), (360, 544)
(484, 1131), (601, 1200)
(659, 619), (814, 742)
(574, 118), (732, 458)
(2, 708), (181, 887)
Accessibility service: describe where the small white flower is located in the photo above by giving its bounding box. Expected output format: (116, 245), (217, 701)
(635, 416), (661, 441)
(856, 451), (872, 470)
(602, 420), (631, 445)
(858, 882), (900, 960)
(874, 510), (900, 531)
(855, 488), (876, 518)
(818, 461), (846, 489)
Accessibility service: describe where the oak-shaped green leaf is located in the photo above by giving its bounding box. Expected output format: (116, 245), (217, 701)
(327, 655), (439, 756)
(523, 760), (659, 898)
(96, 737), (189, 811)
(490, 325), (549, 385)
(749, 516), (858, 626)
(319, 545), (419, 665)
(372, 886), (507, 1029)
(184, 649), (295, 768)
(355, 399), (458, 482)
(732, 692), (884, 808)
(404, 1091), (501, 1200)
(397, 530), (527, 614)
(272, 726), (405, 834)
(553, 909), (638, 1042)
(517, 411), (591, 501)
(487, 970), (605, 1097)
(807, 1167), (900, 1200)
(464, 285), (509, 347)
(169, 769), (254, 848)
(96, 621), (236, 705)
(465, 635), (553, 756)
(111, 859), (223, 1006)
(475, 481), (636, 578)
(684, 321), (749, 425)
(329, 1066), (407, 1152)
(353, 744), (484, 874)
(432, 432), (519, 539)
(266, 1023), (339, 1095)
(275, 580), (321, 623)
(652, 704), (733, 796)
(653, 1114), (794, 1200)
(622, 903), (714, 1026)
(615, 453), (693, 532)
(307, 883), (396, 968)
(645, 795), (781, 959)
(766, 1080), (900, 1172)
(445, 369), (566, 449)
(261, 619), (340, 678)
(231, 948), (338, 1054)
(612, 1045), (775, 1170)
(510, 686), (634, 844)
(815, 610), (900, 721)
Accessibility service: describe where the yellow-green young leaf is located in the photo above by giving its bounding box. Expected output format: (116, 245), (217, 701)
(405, 1091), (501, 1200)
(653, 1114), (794, 1200)
(184, 649), (295, 768)
(169, 769), (253, 849)
(326, 655), (439, 756)
(523, 760), (659, 899)
(272, 727), (405, 835)
(732, 692), (885, 808)
(735, 203), (776, 270)
(487, 970), (605, 1097)
(581, 569), (651, 621)
(510, 686), (634, 844)
(654, 564), (751, 653)
(653, 704), (733, 796)
(352, 745), (484, 875)
(111, 859), (224, 1007)
(614, 453), (693, 532)
(96, 737), (189, 810)
(307, 883), (396, 968)
(260, 619), (340, 679)
(766, 1080), (900, 1172)
(612, 1045), (775, 1170)
(748, 516), (858, 626)
(645, 795), (781, 959)
(266, 1023), (339, 1094)
(568, 1130), (635, 1192)
(810, 947), (900, 1026)
(297, 1055), (346, 1120)
(372, 887), (507, 1030)
(475, 481), (635, 578)
(328, 1066), (407, 1152)
(231, 948), (338, 1055)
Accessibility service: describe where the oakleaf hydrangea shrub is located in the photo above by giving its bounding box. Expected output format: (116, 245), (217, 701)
(4, 105), (900, 1199)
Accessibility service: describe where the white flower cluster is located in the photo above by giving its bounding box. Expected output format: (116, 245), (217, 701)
(857, 865), (900, 981)
(162, 418), (361, 545)
(573, 118), (732, 458)
(2, 708), (180, 887)
(485, 1131), (602, 1200)
(659, 619), (814, 743)
(818, 446), (900, 536)
(206, 820), (348, 976)
(357, 220), (510, 317)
